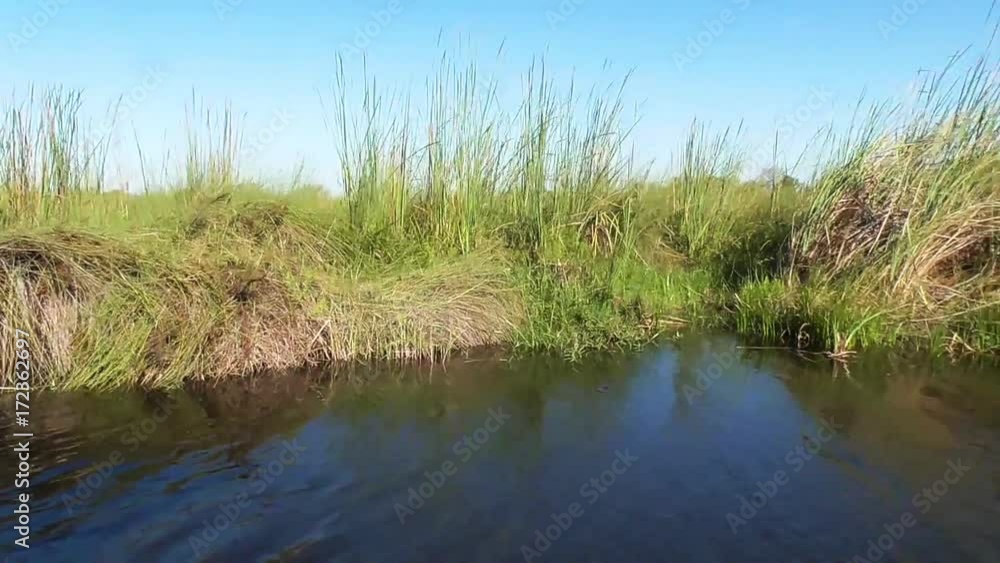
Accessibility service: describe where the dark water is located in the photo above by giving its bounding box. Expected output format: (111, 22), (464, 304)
(2, 336), (1000, 562)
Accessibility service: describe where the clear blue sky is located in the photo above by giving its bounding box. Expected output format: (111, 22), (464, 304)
(0, 0), (995, 189)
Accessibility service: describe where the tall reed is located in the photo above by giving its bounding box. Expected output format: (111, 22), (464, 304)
(796, 56), (1000, 311)
(0, 87), (109, 225)
(325, 54), (640, 256)
(184, 92), (242, 192)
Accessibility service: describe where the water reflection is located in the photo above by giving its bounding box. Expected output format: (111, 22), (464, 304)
(1, 336), (998, 562)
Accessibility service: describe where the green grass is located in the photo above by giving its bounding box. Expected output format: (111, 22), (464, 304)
(2, 53), (1000, 390)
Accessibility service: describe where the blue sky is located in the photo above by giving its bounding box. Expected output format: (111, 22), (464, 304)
(0, 0), (995, 189)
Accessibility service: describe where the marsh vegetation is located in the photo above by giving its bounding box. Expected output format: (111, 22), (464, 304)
(1, 55), (998, 389)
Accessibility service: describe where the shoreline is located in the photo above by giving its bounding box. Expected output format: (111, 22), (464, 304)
(0, 187), (994, 391)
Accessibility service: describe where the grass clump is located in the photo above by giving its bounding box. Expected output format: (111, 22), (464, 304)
(787, 59), (1000, 355)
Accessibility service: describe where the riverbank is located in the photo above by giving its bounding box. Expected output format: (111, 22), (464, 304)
(2, 59), (998, 389)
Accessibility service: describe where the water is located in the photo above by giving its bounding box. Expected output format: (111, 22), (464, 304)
(2, 336), (999, 562)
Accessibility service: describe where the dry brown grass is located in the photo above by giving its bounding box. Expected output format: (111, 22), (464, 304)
(796, 60), (1000, 326)
(0, 227), (524, 389)
(0, 232), (148, 386)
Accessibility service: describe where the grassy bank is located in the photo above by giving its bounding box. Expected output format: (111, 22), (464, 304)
(2, 57), (999, 390)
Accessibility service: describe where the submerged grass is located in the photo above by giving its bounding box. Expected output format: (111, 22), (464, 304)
(2, 53), (1000, 389)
